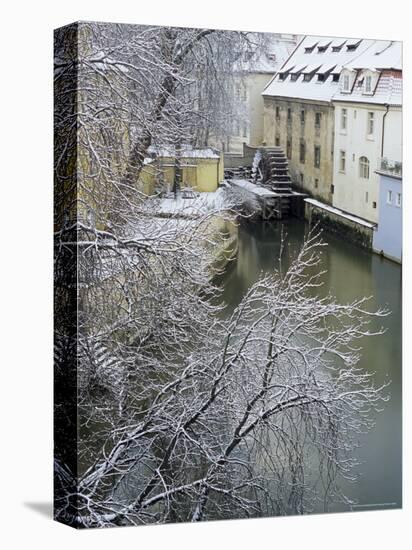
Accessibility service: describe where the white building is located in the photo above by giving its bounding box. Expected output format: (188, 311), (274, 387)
(225, 33), (298, 154)
(331, 41), (402, 224)
(262, 36), (375, 203)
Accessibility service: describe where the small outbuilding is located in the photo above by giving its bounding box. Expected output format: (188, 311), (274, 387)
(139, 145), (224, 195)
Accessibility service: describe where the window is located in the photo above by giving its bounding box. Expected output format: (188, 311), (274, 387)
(303, 73), (314, 82)
(343, 74), (350, 91)
(243, 123), (247, 138)
(300, 173), (304, 185)
(332, 73), (339, 82)
(372, 201), (377, 209)
(341, 108), (347, 130)
(339, 150), (346, 172)
(354, 110), (357, 119)
(287, 107), (292, 122)
(275, 106), (280, 119)
(275, 136), (280, 146)
(314, 178), (319, 189)
(367, 112), (375, 136)
(314, 145), (321, 168)
(305, 44), (317, 53)
(387, 190), (393, 204)
(291, 73), (300, 82)
(279, 73), (287, 81)
(359, 156), (370, 179)
(317, 74), (325, 82)
(396, 193), (402, 207)
(332, 45), (343, 52)
(315, 112), (322, 128)
(346, 42), (360, 52)
(286, 138), (292, 159)
(300, 140), (306, 163)
(364, 75), (372, 93)
(300, 109), (305, 125)
(365, 191), (369, 203)
(331, 184), (335, 194)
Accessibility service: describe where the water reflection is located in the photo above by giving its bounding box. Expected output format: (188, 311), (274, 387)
(219, 219), (402, 513)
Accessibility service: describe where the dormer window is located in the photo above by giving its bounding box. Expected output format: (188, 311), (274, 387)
(317, 74), (325, 82)
(332, 73), (339, 82)
(317, 41), (331, 53)
(291, 73), (300, 81)
(304, 42), (318, 54)
(267, 53), (276, 62)
(331, 40), (346, 52)
(346, 39), (361, 52)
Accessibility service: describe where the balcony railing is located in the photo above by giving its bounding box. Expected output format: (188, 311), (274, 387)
(378, 157), (402, 177)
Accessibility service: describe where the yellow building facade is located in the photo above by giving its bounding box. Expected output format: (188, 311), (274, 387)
(139, 148), (224, 195)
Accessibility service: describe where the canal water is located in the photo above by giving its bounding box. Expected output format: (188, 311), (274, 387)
(219, 219), (402, 514)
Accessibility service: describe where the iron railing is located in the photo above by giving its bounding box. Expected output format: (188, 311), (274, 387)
(378, 157), (402, 177)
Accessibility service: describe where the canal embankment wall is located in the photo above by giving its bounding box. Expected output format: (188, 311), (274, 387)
(305, 198), (375, 250)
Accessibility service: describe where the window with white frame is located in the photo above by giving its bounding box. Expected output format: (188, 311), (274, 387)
(341, 108), (347, 130)
(387, 190), (393, 204)
(367, 112), (375, 136)
(359, 156), (370, 179)
(396, 192), (402, 207)
(314, 145), (321, 168)
(242, 85), (247, 102)
(364, 75), (372, 93)
(339, 150), (346, 172)
(342, 74), (350, 91)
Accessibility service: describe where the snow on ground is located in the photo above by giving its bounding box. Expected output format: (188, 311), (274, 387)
(157, 188), (230, 216)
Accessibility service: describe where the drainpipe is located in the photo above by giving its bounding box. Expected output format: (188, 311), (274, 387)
(381, 103), (390, 158)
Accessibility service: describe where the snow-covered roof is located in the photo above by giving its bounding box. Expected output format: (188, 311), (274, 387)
(346, 38), (362, 47)
(330, 39), (346, 49)
(230, 179), (278, 198)
(263, 36), (402, 105)
(333, 71), (402, 106)
(235, 33), (299, 74)
(332, 41), (402, 106)
(263, 35), (374, 102)
(318, 63), (337, 74)
(344, 40), (402, 71)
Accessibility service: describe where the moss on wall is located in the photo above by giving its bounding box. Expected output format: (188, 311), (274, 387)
(305, 203), (373, 249)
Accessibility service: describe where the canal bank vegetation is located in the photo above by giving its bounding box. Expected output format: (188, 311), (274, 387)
(55, 22), (390, 528)
(57, 211), (390, 526)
